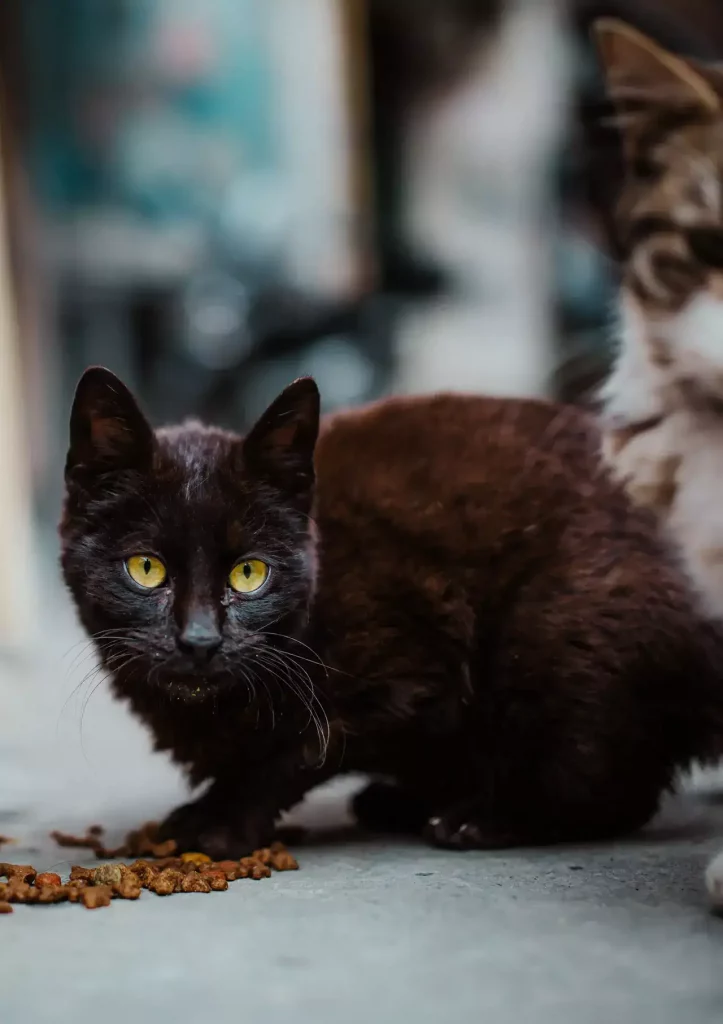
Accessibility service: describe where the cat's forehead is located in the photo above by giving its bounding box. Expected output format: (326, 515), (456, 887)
(624, 118), (723, 229)
(155, 422), (238, 478)
(135, 424), (260, 547)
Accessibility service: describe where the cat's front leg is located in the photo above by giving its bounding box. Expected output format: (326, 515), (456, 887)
(158, 764), (317, 859)
(352, 781), (430, 834)
(158, 784), (275, 859)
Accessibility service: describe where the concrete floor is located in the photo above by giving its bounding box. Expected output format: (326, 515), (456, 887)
(3, 561), (723, 1024)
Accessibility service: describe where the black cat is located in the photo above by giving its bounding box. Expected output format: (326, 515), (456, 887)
(60, 367), (723, 857)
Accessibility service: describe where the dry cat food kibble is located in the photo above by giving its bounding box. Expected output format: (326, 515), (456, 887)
(1, 864), (36, 884)
(35, 873), (62, 888)
(0, 824), (299, 914)
(92, 864), (123, 887)
(81, 886), (113, 909)
(180, 852), (211, 865)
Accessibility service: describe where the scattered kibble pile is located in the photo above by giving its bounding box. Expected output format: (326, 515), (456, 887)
(0, 822), (298, 915)
(50, 820), (178, 860)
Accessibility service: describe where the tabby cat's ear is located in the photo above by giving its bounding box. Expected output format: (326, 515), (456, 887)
(66, 367), (154, 484)
(594, 20), (720, 148)
(242, 378), (320, 507)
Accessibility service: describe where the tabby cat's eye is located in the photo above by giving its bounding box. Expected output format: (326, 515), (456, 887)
(229, 559), (269, 595)
(125, 555), (167, 590)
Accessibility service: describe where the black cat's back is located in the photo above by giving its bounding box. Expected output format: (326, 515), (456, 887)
(313, 393), (675, 624)
(312, 394), (723, 845)
(316, 393), (642, 540)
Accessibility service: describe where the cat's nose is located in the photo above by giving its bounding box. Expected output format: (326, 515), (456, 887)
(178, 620), (223, 663)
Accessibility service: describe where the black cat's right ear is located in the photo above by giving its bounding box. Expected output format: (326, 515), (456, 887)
(66, 367), (154, 484)
(242, 377), (320, 509)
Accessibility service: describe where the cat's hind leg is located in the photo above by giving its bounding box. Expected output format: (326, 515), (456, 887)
(352, 781), (430, 835)
(422, 785), (662, 850)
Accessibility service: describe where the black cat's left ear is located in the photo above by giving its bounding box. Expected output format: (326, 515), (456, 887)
(242, 378), (320, 506)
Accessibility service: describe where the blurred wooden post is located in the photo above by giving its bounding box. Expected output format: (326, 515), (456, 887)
(0, 112), (34, 651)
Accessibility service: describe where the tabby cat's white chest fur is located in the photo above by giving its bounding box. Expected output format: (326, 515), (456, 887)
(604, 293), (723, 621)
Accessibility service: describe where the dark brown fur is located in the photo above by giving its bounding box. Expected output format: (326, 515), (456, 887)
(60, 369), (723, 856)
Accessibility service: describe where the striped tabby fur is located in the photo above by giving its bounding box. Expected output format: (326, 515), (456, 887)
(595, 18), (723, 910)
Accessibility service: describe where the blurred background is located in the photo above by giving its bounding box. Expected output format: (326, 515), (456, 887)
(3, 0), (723, 653)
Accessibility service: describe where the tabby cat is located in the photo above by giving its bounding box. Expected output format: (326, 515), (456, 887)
(59, 367), (723, 858)
(594, 18), (723, 906)
(596, 19), (723, 613)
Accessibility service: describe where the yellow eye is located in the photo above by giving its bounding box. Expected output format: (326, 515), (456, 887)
(229, 559), (269, 594)
(126, 555), (167, 590)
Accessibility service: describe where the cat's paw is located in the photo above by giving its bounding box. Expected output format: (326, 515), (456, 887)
(423, 808), (519, 850)
(193, 825), (263, 861)
(158, 799), (271, 858)
(705, 850), (723, 910)
(157, 798), (215, 851)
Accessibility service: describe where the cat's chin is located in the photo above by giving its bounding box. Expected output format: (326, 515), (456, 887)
(154, 674), (238, 702)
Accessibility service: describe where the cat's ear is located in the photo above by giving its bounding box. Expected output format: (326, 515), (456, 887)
(242, 378), (320, 507)
(594, 20), (720, 155)
(66, 367), (154, 484)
